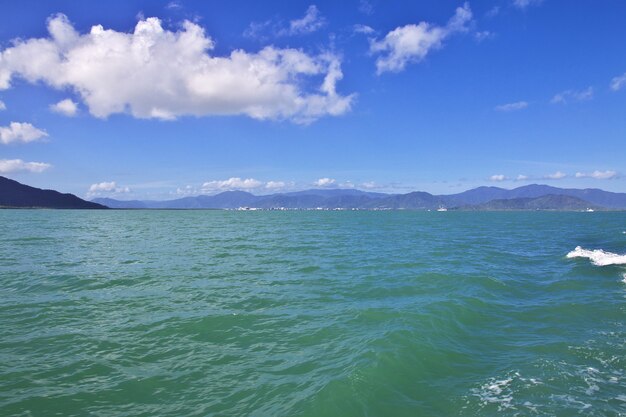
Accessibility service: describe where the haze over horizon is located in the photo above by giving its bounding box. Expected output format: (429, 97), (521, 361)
(1, 0), (625, 199)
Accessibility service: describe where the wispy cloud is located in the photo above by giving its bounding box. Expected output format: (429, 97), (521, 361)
(474, 30), (495, 42)
(495, 101), (528, 112)
(551, 87), (593, 104)
(165, 1), (182, 10)
(353, 24), (375, 35)
(0, 158), (51, 174)
(245, 5), (326, 39)
(513, 0), (543, 10)
(370, 3), (473, 74)
(486, 6), (500, 18)
(0, 14), (352, 124)
(0, 100), (5, 111)
(0, 122), (48, 145)
(358, 0), (374, 15)
(575, 170), (619, 180)
(284, 5), (325, 35)
(610, 72), (626, 91)
(543, 171), (567, 180)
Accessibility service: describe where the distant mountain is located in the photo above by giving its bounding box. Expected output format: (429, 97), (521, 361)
(457, 195), (602, 211)
(0, 176), (106, 209)
(93, 184), (626, 210)
(445, 184), (626, 208)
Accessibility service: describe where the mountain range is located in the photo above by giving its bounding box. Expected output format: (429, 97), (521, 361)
(92, 184), (626, 210)
(2, 175), (624, 210)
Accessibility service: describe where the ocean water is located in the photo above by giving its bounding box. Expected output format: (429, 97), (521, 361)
(1, 210), (625, 417)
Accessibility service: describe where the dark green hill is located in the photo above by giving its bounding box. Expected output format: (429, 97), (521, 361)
(0, 176), (106, 209)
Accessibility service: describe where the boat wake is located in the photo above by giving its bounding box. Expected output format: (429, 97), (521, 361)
(566, 246), (626, 266)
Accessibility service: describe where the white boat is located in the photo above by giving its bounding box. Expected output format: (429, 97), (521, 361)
(586, 208), (594, 212)
(437, 206), (447, 212)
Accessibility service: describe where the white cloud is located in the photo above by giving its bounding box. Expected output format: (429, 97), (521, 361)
(0, 14), (353, 124)
(265, 180), (287, 190)
(516, 174), (529, 181)
(0, 158), (51, 173)
(551, 87), (593, 104)
(544, 171), (566, 180)
(286, 5), (325, 35)
(353, 24), (375, 35)
(495, 101), (528, 111)
(361, 181), (377, 189)
(0, 100), (5, 110)
(313, 177), (336, 187)
(575, 170), (618, 180)
(89, 181), (131, 194)
(202, 177), (263, 191)
(513, 0), (543, 9)
(0, 122), (48, 144)
(610, 72), (626, 91)
(489, 174), (507, 182)
(50, 98), (78, 116)
(370, 3), (472, 74)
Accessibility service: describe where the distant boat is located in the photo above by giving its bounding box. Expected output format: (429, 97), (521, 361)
(586, 208), (594, 212)
(437, 206), (448, 212)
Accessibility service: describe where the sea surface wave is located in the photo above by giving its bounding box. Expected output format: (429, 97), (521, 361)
(1, 210), (624, 416)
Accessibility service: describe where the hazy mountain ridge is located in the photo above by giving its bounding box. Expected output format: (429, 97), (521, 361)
(91, 184), (626, 210)
(455, 195), (602, 211)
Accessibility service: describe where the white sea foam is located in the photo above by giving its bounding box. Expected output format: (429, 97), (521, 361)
(566, 246), (626, 266)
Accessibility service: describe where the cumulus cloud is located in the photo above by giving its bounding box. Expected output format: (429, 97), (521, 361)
(0, 100), (5, 110)
(513, 0), (543, 9)
(285, 5), (325, 35)
(265, 180), (287, 190)
(0, 158), (51, 173)
(495, 101), (528, 111)
(202, 177), (263, 192)
(489, 174), (507, 182)
(575, 170), (618, 180)
(50, 98), (78, 116)
(89, 181), (131, 194)
(516, 174), (529, 181)
(551, 87), (593, 104)
(544, 171), (566, 180)
(370, 3), (473, 74)
(313, 177), (336, 187)
(610, 72), (626, 91)
(0, 14), (353, 124)
(0, 122), (48, 144)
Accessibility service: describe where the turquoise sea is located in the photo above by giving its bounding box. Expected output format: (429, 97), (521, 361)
(1, 210), (625, 416)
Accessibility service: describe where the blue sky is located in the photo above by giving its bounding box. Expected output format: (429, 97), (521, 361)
(0, 0), (625, 199)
